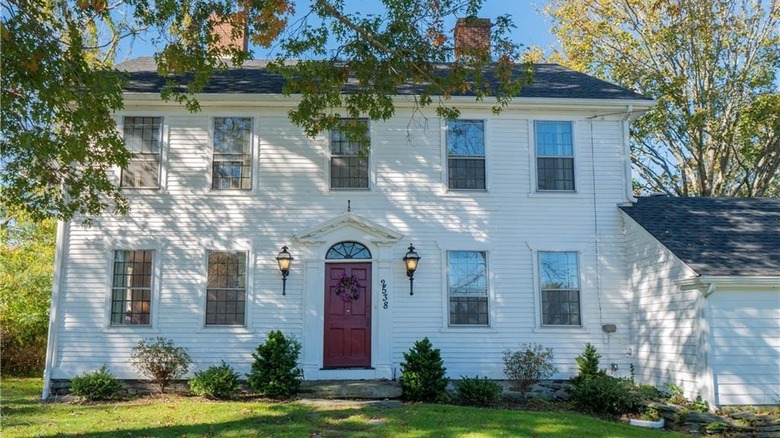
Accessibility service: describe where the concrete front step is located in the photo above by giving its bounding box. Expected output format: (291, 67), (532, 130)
(299, 380), (402, 400)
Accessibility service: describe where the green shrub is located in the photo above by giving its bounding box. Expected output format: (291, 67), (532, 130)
(400, 337), (448, 402)
(571, 375), (639, 416)
(455, 376), (503, 407)
(502, 343), (557, 392)
(189, 361), (241, 399)
(246, 330), (302, 399)
(131, 337), (192, 393)
(69, 365), (123, 400)
(573, 343), (606, 385)
(634, 383), (664, 401)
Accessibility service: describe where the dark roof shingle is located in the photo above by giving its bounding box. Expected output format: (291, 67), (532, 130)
(116, 57), (651, 101)
(620, 196), (780, 276)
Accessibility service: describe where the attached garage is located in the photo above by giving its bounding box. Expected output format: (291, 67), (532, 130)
(622, 196), (780, 406)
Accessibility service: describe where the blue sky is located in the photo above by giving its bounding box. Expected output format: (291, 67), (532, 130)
(118, 1), (559, 61)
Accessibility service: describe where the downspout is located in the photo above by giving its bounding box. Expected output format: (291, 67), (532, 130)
(622, 105), (634, 202)
(41, 219), (69, 400)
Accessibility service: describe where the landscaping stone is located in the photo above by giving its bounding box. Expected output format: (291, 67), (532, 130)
(299, 380), (402, 400)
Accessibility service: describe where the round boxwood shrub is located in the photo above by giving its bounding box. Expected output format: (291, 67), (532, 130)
(69, 364), (123, 400)
(571, 374), (639, 416)
(456, 375), (503, 407)
(189, 361), (241, 399)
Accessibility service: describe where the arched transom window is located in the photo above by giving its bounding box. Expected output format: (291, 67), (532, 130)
(326, 241), (372, 260)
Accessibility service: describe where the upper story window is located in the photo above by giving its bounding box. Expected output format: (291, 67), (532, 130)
(447, 120), (485, 190)
(448, 251), (489, 326)
(213, 117), (252, 190)
(330, 119), (369, 189)
(121, 117), (162, 188)
(111, 250), (153, 325)
(539, 251), (581, 326)
(206, 251), (247, 326)
(535, 121), (575, 191)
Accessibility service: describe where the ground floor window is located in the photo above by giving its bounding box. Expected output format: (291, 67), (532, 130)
(539, 251), (581, 326)
(111, 250), (153, 325)
(448, 251), (489, 326)
(206, 251), (247, 326)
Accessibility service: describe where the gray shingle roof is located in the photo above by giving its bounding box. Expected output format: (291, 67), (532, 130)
(116, 57), (651, 101)
(620, 196), (780, 277)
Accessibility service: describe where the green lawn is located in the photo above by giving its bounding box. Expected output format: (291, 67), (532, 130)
(1, 378), (683, 437)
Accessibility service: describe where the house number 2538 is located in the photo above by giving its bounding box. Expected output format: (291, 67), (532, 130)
(381, 279), (388, 309)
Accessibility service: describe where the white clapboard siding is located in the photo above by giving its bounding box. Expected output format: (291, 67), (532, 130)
(623, 214), (704, 399)
(50, 104), (636, 382)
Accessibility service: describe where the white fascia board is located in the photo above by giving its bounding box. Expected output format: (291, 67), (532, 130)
(122, 92), (656, 114)
(677, 276), (780, 288)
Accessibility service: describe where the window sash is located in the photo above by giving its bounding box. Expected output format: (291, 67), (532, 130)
(121, 117), (162, 188)
(541, 289), (581, 326)
(447, 251), (488, 326)
(213, 117), (252, 190)
(206, 251), (247, 326)
(110, 250), (153, 326)
(448, 157), (486, 190)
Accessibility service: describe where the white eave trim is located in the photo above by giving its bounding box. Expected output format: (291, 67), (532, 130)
(121, 92), (655, 113)
(677, 276), (780, 288)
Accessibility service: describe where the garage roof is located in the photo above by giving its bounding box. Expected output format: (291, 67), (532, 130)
(620, 196), (780, 277)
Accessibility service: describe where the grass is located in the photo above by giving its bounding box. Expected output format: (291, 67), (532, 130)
(1, 378), (684, 437)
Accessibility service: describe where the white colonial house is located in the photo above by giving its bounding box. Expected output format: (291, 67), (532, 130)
(41, 28), (779, 405)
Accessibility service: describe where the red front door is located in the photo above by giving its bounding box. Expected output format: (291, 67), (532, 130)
(324, 263), (371, 368)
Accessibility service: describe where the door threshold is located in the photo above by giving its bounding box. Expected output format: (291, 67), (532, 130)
(320, 366), (375, 370)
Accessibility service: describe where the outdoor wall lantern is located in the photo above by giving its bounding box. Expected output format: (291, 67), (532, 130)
(276, 246), (293, 296)
(402, 243), (421, 296)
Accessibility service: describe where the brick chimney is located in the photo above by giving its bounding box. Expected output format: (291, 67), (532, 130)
(454, 17), (491, 61)
(209, 14), (248, 53)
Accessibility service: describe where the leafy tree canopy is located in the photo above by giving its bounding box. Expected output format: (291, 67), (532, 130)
(546, 0), (780, 197)
(2, 0), (527, 222)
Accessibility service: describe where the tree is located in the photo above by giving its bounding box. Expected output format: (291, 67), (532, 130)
(546, 0), (780, 197)
(2, 0), (528, 222)
(0, 208), (56, 375)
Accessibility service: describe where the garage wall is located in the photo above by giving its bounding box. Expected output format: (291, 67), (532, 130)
(708, 288), (780, 405)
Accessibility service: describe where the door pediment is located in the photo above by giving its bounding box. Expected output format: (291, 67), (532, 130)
(294, 213), (403, 246)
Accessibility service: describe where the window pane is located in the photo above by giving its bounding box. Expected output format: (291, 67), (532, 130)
(448, 158), (486, 190)
(447, 120), (485, 156)
(330, 119), (369, 189)
(537, 157), (574, 191)
(206, 251), (247, 326)
(448, 251), (488, 326)
(540, 252), (579, 289)
(111, 250), (153, 326)
(121, 117), (162, 188)
(213, 117), (252, 190)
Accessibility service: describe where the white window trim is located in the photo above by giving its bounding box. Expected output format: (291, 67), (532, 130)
(440, 247), (493, 330)
(326, 119), (373, 192)
(102, 238), (167, 332)
(115, 114), (169, 192)
(441, 117), (490, 194)
(532, 248), (585, 330)
(528, 119), (580, 196)
(198, 238), (254, 332)
(207, 115), (256, 194)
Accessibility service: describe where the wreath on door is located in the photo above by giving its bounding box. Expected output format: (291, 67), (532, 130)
(336, 274), (361, 302)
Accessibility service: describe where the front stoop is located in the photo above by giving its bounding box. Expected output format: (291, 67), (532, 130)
(299, 380), (402, 400)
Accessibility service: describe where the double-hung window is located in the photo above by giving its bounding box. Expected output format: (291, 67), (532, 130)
(447, 120), (486, 190)
(330, 119), (369, 189)
(121, 117), (162, 188)
(539, 252), (581, 326)
(213, 117), (252, 190)
(535, 121), (575, 191)
(448, 251), (489, 326)
(111, 250), (153, 325)
(206, 251), (247, 326)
